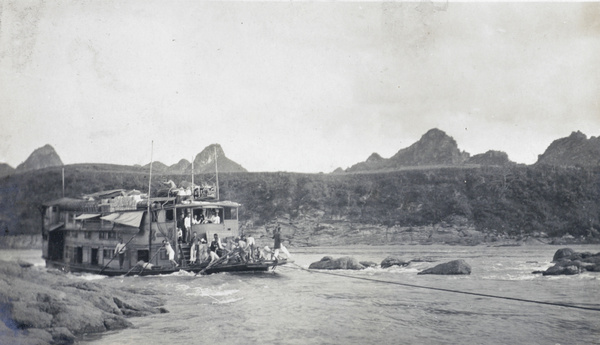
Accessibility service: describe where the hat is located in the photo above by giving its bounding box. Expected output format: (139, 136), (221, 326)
(201, 239), (206, 243)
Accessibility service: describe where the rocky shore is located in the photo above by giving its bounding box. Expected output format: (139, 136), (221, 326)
(0, 261), (168, 345)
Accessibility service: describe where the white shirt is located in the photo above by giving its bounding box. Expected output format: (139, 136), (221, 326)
(114, 242), (126, 255)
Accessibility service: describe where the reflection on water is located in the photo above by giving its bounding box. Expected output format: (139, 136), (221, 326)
(2, 245), (599, 345)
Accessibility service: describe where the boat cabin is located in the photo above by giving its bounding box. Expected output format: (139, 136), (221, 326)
(41, 189), (241, 273)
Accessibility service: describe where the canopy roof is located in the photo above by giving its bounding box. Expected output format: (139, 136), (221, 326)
(74, 213), (101, 220)
(101, 211), (144, 228)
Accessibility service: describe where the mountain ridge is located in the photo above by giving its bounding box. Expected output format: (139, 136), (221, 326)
(5, 130), (600, 177)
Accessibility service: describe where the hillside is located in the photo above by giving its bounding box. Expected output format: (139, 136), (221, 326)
(1, 164), (599, 246)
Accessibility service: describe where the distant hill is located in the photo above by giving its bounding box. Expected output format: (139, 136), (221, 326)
(193, 144), (247, 173)
(0, 163), (14, 177)
(347, 128), (470, 172)
(143, 144), (247, 174)
(15, 144), (63, 173)
(536, 131), (600, 167)
(467, 150), (514, 166)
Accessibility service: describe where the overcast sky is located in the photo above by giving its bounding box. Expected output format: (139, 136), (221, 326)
(1, 1), (599, 173)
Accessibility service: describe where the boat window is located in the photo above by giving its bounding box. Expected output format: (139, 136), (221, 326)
(99, 232), (106, 239)
(84, 231), (92, 239)
(103, 249), (112, 260)
(223, 207), (236, 220)
(108, 231), (116, 239)
(166, 209), (174, 221)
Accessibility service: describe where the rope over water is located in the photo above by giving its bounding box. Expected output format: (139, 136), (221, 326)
(281, 263), (600, 312)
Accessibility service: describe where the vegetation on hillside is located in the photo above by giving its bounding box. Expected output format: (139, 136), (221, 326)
(1, 164), (599, 241)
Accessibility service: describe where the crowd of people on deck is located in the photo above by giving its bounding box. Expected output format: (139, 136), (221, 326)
(159, 223), (291, 269)
(176, 210), (220, 244)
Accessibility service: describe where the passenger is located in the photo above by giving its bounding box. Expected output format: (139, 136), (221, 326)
(114, 237), (127, 270)
(221, 237), (232, 256)
(163, 240), (178, 267)
(184, 214), (191, 242)
(209, 211), (220, 224)
(192, 215), (203, 225)
(189, 237), (199, 264)
(272, 225), (281, 260)
(136, 260), (153, 270)
(207, 248), (220, 263)
(242, 235), (256, 262)
(198, 239), (208, 262)
(235, 237), (247, 263)
(262, 246), (272, 261)
(177, 214), (185, 242)
(210, 233), (224, 257)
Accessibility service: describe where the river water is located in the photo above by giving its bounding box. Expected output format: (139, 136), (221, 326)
(2, 245), (600, 345)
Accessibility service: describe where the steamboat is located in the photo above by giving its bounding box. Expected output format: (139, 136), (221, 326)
(41, 181), (287, 276)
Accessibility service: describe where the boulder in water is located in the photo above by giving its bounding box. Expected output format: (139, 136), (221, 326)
(309, 256), (365, 270)
(380, 256), (410, 268)
(542, 248), (600, 275)
(418, 259), (471, 275)
(552, 248), (576, 262)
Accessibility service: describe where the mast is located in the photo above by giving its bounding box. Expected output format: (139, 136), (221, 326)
(214, 145), (219, 200)
(148, 141), (154, 263)
(191, 156), (194, 198)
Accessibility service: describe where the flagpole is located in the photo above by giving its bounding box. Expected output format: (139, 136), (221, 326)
(214, 145), (219, 200)
(148, 141), (154, 263)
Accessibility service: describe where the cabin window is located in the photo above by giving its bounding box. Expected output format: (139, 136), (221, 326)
(107, 232), (116, 239)
(99, 232), (106, 239)
(166, 209), (174, 221)
(103, 249), (112, 260)
(65, 246), (71, 259)
(71, 231), (78, 238)
(137, 250), (149, 262)
(223, 207), (236, 220)
(84, 231), (92, 239)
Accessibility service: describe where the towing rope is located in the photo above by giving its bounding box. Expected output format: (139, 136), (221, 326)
(281, 263), (600, 312)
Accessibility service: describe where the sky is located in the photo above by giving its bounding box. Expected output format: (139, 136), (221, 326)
(1, 1), (599, 173)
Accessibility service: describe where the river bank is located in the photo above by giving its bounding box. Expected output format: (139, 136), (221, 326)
(0, 260), (168, 345)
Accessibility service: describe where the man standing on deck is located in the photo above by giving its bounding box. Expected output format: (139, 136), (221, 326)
(114, 237), (126, 270)
(272, 226), (281, 260)
(184, 214), (191, 243)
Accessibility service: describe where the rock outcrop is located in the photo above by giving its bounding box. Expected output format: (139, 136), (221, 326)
(144, 143), (247, 174)
(467, 150), (514, 166)
(308, 256), (365, 270)
(536, 131), (600, 167)
(0, 261), (168, 344)
(418, 259), (471, 275)
(541, 248), (600, 276)
(346, 128), (470, 172)
(15, 144), (63, 173)
(0, 163), (14, 177)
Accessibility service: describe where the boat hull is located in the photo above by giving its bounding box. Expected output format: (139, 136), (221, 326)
(45, 259), (288, 276)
